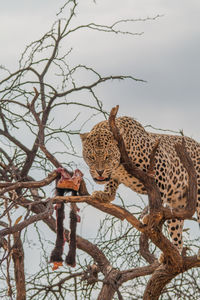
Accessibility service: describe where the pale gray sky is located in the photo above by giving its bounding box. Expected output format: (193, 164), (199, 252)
(1, 0), (200, 137)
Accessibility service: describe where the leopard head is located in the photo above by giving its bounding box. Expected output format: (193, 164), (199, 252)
(80, 128), (120, 184)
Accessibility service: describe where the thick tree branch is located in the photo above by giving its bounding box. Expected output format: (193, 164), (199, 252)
(12, 232), (26, 300)
(139, 233), (156, 264)
(119, 262), (159, 284)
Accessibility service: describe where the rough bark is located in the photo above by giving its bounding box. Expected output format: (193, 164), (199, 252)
(97, 268), (121, 300)
(12, 232), (26, 300)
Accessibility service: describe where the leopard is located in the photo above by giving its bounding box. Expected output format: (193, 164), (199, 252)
(80, 116), (200, 256)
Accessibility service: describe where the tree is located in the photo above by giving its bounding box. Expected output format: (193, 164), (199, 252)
(0, 1), (199, 299)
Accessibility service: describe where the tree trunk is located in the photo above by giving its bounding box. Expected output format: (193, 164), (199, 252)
(12, 232), (26, 300)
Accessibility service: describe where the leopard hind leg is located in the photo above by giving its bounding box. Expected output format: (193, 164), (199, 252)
(167, 187), (200, 259)
(196, 191), (200, 259)
(197, 192), (200, 227)
(167, 219), (184, 253)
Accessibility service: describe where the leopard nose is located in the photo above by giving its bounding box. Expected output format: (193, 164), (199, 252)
(96, 169), (104, 176)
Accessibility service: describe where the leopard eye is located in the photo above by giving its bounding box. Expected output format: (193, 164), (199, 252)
(105, 156), (109, 161)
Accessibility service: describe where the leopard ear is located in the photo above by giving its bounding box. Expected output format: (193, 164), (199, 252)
(80, 133), (89, 142)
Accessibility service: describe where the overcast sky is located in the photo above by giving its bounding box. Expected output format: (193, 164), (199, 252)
(1, 0), (200, 270)
(1, 0), (200, 139)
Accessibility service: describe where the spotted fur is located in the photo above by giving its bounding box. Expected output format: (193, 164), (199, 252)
(80, 116), (200, 253)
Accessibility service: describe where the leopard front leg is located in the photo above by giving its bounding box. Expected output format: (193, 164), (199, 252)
(92, 179), (119, 202)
